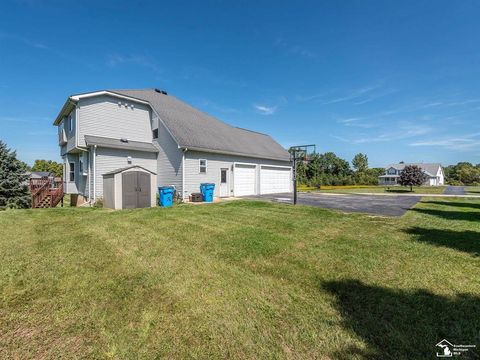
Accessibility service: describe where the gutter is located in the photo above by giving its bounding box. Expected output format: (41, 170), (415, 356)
(179, 145), (291, 163)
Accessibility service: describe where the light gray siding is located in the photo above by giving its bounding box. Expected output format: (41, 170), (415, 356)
(64, 109), (77, 154)
(78, 95), (153, 147)
(184, 150), (291, 198)
(64, 153), (78, 194)
(154, 117), (183, 194)
(91, 147), (157, 199)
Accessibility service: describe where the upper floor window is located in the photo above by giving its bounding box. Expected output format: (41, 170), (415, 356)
(199, 159), (207, 173)
(153, 128), (158, 139)
(69, 162), (75, 182)
(68, 115), (73, 132)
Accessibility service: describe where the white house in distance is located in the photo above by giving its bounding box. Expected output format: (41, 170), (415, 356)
(54, 89), (292, 208)
(378, 163), (445, 186)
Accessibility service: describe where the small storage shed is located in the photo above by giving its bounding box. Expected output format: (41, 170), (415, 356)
(102, 165), (157, 209)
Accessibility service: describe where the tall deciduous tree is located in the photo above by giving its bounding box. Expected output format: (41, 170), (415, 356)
(398, 165), (427, 191)
(0, 140), (31, 209)
(32, 159), (63, 177)
(352, 153), (368, 173)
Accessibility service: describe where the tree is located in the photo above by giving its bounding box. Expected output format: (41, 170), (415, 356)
(31, 159), (63, 177)
(398, 165), (427, 191)
(352, 153), (368, 173)
(296, 160), (308, 184)
(0, 140), (31, 209)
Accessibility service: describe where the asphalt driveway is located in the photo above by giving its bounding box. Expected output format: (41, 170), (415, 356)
(248, 192), (420, 216)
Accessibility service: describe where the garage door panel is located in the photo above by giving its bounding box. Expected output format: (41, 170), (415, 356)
(234, 164), (256, 196)
(260, 166), (291, 194)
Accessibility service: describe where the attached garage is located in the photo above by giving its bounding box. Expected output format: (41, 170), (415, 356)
(260, 165), (292, 194)
(102, 165), (157, 209)
(233, 163), (257, 196)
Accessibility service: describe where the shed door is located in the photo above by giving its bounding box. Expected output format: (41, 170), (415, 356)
(122, 172), (138, 209)
(260, 166), (291, 194)
(122, 171), (151, 209)
(234, 164), (256, 196)
(137, 172), (151, 208)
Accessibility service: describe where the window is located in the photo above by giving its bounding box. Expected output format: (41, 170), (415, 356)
(79, 160), (83, 174)
(69, 162), (75, 182)
(68, 115), (73, 132)
(153, 128), (158, 139)
(199, 159), (207, 173)
(221, 169), (227, 183)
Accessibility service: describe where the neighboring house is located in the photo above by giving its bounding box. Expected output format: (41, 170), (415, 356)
(54, 89), (292, 207)
(28, 171), (53, 179)
(378, 163), (444, 186)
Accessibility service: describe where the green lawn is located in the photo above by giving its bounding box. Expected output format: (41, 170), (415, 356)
(305, 185), (447, 194)
(466, 186), (480, 195)
(1, 199), (479, 359)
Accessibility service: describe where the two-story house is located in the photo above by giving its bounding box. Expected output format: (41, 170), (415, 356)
(54, 89), (292, 207)
(378, 163), (444, 186)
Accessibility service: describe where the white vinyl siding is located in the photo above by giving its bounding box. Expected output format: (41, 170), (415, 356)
(154, 118), (183, 194)
(91, 147), (157, 199)
(78, 95), (153, 148)
(184, 151), (291, 199)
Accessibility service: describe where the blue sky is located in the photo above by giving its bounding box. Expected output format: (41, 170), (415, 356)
(1, 0), (480, 167)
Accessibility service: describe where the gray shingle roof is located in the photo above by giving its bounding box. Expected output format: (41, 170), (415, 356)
(386, 163), (442, 177)
(85, 135), (158, 153)
(109, 89), (291, 162)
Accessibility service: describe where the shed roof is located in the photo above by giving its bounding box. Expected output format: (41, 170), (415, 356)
(103, 165), (157, 176)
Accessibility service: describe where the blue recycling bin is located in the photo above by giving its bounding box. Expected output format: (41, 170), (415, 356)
(200, 183), (215, 202)
(158, 186), (174, 207)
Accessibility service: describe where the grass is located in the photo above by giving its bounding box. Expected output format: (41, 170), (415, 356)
(1, 199), (479, 359)
(466, 186), (480, 195)
(302, 185), (447, 194)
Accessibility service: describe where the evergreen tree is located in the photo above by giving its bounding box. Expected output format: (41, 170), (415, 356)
(352, 153), (368, 173)
(0, 140), (31, 209)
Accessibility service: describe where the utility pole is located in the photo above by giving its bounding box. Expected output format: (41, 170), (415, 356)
(289, 145), (316, 205)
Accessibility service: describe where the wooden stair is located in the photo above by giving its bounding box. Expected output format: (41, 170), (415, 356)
(29, 178), (64, 209)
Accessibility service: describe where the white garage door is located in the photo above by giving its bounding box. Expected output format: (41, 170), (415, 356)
(234, 164), (256, 196)
(260, 166), (291, 194)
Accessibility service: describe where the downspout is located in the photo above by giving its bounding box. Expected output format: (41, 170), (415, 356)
(182, 148), (187, 200)
(93, 145), (97, 202)
(87, 147), (91, 203)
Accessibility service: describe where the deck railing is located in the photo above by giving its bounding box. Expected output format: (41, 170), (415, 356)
(29, 178), (64, 208)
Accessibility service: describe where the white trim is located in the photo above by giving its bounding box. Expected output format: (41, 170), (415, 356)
(70, 90), (150, 105)
(181, 145), (290, 162)
(259, 164), (292, 169)
(199, 158), (207, 174)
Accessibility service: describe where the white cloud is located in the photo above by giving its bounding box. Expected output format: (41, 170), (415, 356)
(106, 54), (162, 74)
(254, 104), (277, 115)
(409, 133), (480, 151)
(333, 122), (433, 144)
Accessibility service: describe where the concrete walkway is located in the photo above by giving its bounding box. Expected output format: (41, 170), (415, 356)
(443, 185), (466, 195)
